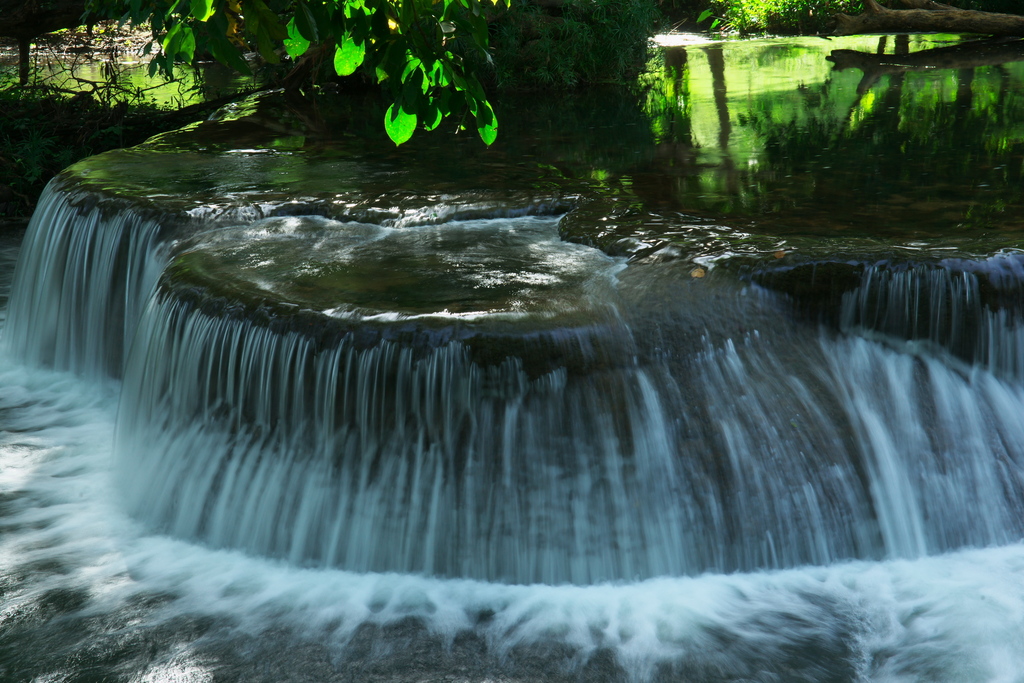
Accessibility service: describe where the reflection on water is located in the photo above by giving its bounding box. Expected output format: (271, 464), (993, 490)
(619, 34), (1024, 259)
(0, 42), (257, 109)
(54, 33), (1024, 265)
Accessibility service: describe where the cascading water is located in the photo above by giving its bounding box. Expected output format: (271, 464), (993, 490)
(6, 35), (1024, 682)
(838, 257), (1024, 380)
(10, 190), (1024, 680)
(108, 247), (1024, 583)
(3, 182), (168, 378)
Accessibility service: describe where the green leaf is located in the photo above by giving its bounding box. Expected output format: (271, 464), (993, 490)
(160, 21), (196, 62)
(477, 122), (497, 145)
(402, 70), (422, 103)
(257, 29), (281, 63)
(250, 0), (289, 40)
(284, 18), (311, 59)
(207, 28), (252, 75)
(385, 103), (417, 145)
(400, 58), (422, 83)
(334, 34), (366, 76)
(179, 25), (196, 62)
(475, 99), (493, 126)
(476, 103), (497, 145)
(697, 9), (714, 23)
(431, 62), (450, 87)
(161, 22), (183, 55)
(189, 0), (215, 21)
(295, 1), (320, 41)
(423, 100), (443, 131)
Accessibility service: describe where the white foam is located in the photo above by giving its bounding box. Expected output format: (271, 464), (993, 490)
(5, 349), (1024, 681)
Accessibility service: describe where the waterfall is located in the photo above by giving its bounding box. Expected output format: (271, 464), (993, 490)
(9, 180), (1024, 587)
(115, 288), (701, 584)
(839, 256), (1024, 378)
(112, 257), (1024, 583)
(3, 180), (169, 378)
(6, 184), (1024, 683)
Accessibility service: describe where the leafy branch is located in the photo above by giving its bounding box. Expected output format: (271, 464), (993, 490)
(86, 0), (508, 145)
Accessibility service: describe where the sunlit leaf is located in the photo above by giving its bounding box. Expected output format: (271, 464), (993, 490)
(161, 22), (183, 56)
(334, 34), (366, 76)
(91, 0), (510, 146)
(385, 103), (417, 145)
(477, 118), (497, 145)
(431, 62), (450, 87)
(285, 18), (311, 59)
(476, 102), (497, 145)
(189, 0), (215, 21)
(180, 26), (196, 62)
(423, 101), (443, 131)
(401, 58), (422, 85)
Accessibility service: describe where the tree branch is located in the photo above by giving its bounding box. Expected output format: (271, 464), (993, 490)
(835, 7), (1024, 37)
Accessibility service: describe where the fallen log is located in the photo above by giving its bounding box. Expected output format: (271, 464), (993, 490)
(834, 0), (1024, 37)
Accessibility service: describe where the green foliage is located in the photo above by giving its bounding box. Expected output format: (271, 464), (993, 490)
(384, 100), (417, 143)
(0, 83), (152, 217)
(705, 0), (863, 34)
(697, 9), (723, 29)
(490, 0), (661, 89)
(86, 0), (511, 145)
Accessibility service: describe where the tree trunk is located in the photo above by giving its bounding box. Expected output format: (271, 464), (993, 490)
(18, 37), (30, 86)
(834, 0), (1024, 37)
